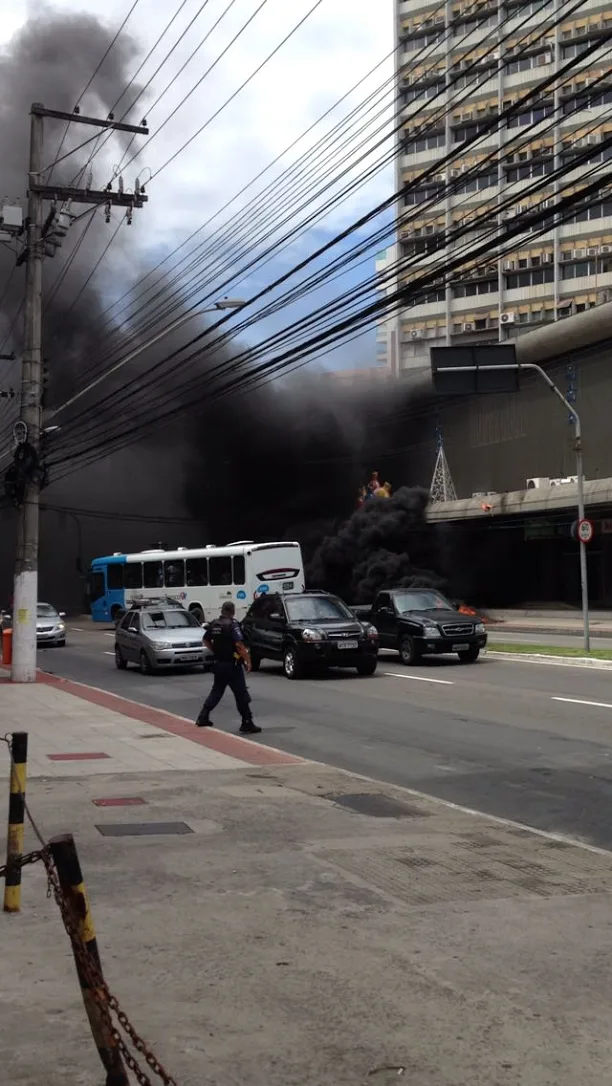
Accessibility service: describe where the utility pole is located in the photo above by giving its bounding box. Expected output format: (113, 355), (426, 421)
(11, 105), (44, 683)
(10, 102), (148, 682)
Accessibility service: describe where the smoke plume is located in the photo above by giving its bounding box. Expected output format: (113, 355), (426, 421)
(308, 486), (446, 602)
(0, 7), (452, 612)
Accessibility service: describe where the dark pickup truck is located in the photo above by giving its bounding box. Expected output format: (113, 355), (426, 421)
(353, 587), (487, 665)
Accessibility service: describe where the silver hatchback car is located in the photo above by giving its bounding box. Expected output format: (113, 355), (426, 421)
(114, 604), (211, 674)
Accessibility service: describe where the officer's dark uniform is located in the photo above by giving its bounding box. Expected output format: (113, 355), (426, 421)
(196, 616), (256, 730)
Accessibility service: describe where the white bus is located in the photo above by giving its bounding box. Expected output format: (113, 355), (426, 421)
(89, 541), (305, 624)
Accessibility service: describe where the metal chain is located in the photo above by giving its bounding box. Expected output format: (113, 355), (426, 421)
(39, 850), (178, 1086)
(1, 733), (178, 1085)
(0, 848), (45, 879)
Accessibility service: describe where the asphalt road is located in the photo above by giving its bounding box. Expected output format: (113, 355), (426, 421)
(40, 624), (612, 848)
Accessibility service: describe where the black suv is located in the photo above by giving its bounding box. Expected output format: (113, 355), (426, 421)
(242, 591), (379, 679)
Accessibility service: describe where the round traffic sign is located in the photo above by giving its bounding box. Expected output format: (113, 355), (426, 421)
(577, 518), (594, 543)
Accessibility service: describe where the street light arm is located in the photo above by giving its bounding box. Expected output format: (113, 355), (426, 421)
(48, 300), (245, 421)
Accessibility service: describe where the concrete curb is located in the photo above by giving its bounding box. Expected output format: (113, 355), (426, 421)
(486, 650), (612, 670)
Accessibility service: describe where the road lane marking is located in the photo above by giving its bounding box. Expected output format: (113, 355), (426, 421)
(383, 671), (454, 685)
(104, 632), (115, 638)
(104, 651), (115, 657)
(70, 626), (84, 631)
(552, 696), (612, 710)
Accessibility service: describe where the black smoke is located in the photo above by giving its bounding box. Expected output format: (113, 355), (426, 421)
(308, 486), (446, 602)
(0, 7), (456, 613)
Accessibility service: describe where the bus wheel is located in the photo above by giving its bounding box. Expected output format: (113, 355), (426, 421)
(190, 605), (205, 624)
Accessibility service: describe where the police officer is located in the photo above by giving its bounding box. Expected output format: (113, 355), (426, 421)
(196, 601), (261, 735)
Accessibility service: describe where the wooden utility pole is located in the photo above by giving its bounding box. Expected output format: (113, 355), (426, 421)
(10, 103), (148, 682)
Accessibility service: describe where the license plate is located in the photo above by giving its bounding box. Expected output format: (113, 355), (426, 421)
(178, 653), (200, 662)
(452, 643), (469, 652)
(338, 640), (358, 650)
(282, 580), (294, 591)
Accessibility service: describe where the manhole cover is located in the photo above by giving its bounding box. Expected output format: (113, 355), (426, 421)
(96, 822), (194, 837)
(325, 793), (428, 819)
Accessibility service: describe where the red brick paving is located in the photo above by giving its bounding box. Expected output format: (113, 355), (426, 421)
(36, 670), (302, 767)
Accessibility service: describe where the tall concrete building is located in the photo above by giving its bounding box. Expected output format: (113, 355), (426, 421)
(389, 0), (612, 374)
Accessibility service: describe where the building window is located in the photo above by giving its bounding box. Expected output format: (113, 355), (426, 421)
(561, 259), (612, 279)
(505, 268), (555, 289)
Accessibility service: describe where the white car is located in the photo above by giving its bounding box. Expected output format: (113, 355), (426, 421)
(36, 603), (66, 647)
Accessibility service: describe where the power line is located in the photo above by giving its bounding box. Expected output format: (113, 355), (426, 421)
(46, 0), (142, 183)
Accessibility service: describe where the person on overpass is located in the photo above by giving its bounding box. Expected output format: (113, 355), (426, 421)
(195, 600), (261, 735)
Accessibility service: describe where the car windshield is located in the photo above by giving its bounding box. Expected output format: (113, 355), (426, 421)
(393, 590), (453, 613)
(285, 596), (352, 622)
(142, 610), (198, 629)
(37, 604), (58, 618)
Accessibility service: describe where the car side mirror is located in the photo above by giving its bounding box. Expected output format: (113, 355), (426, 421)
(59, 612), (66, 619)
(129, 626), (138, 634)
(269, 612), (283, 621)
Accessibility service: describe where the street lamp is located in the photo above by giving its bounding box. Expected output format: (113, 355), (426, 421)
(48, 297), (247, 420)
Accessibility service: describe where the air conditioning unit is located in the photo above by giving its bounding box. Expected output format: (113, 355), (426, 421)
(601, 244), (611, 254)
(500, 311), (516, 324)
(588, 247), (598, 256)
(541, 146), (553, 156)
(561, 250), (573, 261)
(588, 134), (600, 145)
(527, 477), (551, 489)
(450, 168), (462, 178)
(410, 329), (424, 339)
(550, 476), (578, 487)
(503, 260), (515, 270)
(462, 322), (475, 332)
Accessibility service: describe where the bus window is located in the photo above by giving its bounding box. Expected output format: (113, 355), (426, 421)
(143, 561), (163, 588)
(233, 555), (245, 584)
(186, 558), (208, 586)
(107, 564), (123, 590)
(89, 571), (105, 602)
(164, 560), (185, 588)
(124, 563), (143, 589)
(209, 556), (232, 585)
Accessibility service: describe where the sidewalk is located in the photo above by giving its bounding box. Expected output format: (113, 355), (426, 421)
(486, 609), (612, 637)
(3, 676), (612, 1085)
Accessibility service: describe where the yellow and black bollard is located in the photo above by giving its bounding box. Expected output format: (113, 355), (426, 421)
(3, 731), (28, 913)
(49, 834), (128, 1086)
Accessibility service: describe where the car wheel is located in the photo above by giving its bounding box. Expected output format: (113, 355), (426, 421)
(190, 605), (205, 624)
(399, 636), (420, 666)
(250, 652), (261, 672)
(115, 645), (127, 670)
(283, 646), (303, 680)
(458, 646), (480, 663)
(357, 658), (377, 676)
(139, 649), (153, 675)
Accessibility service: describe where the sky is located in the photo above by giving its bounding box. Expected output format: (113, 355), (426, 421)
(1, 0), (395, 370)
